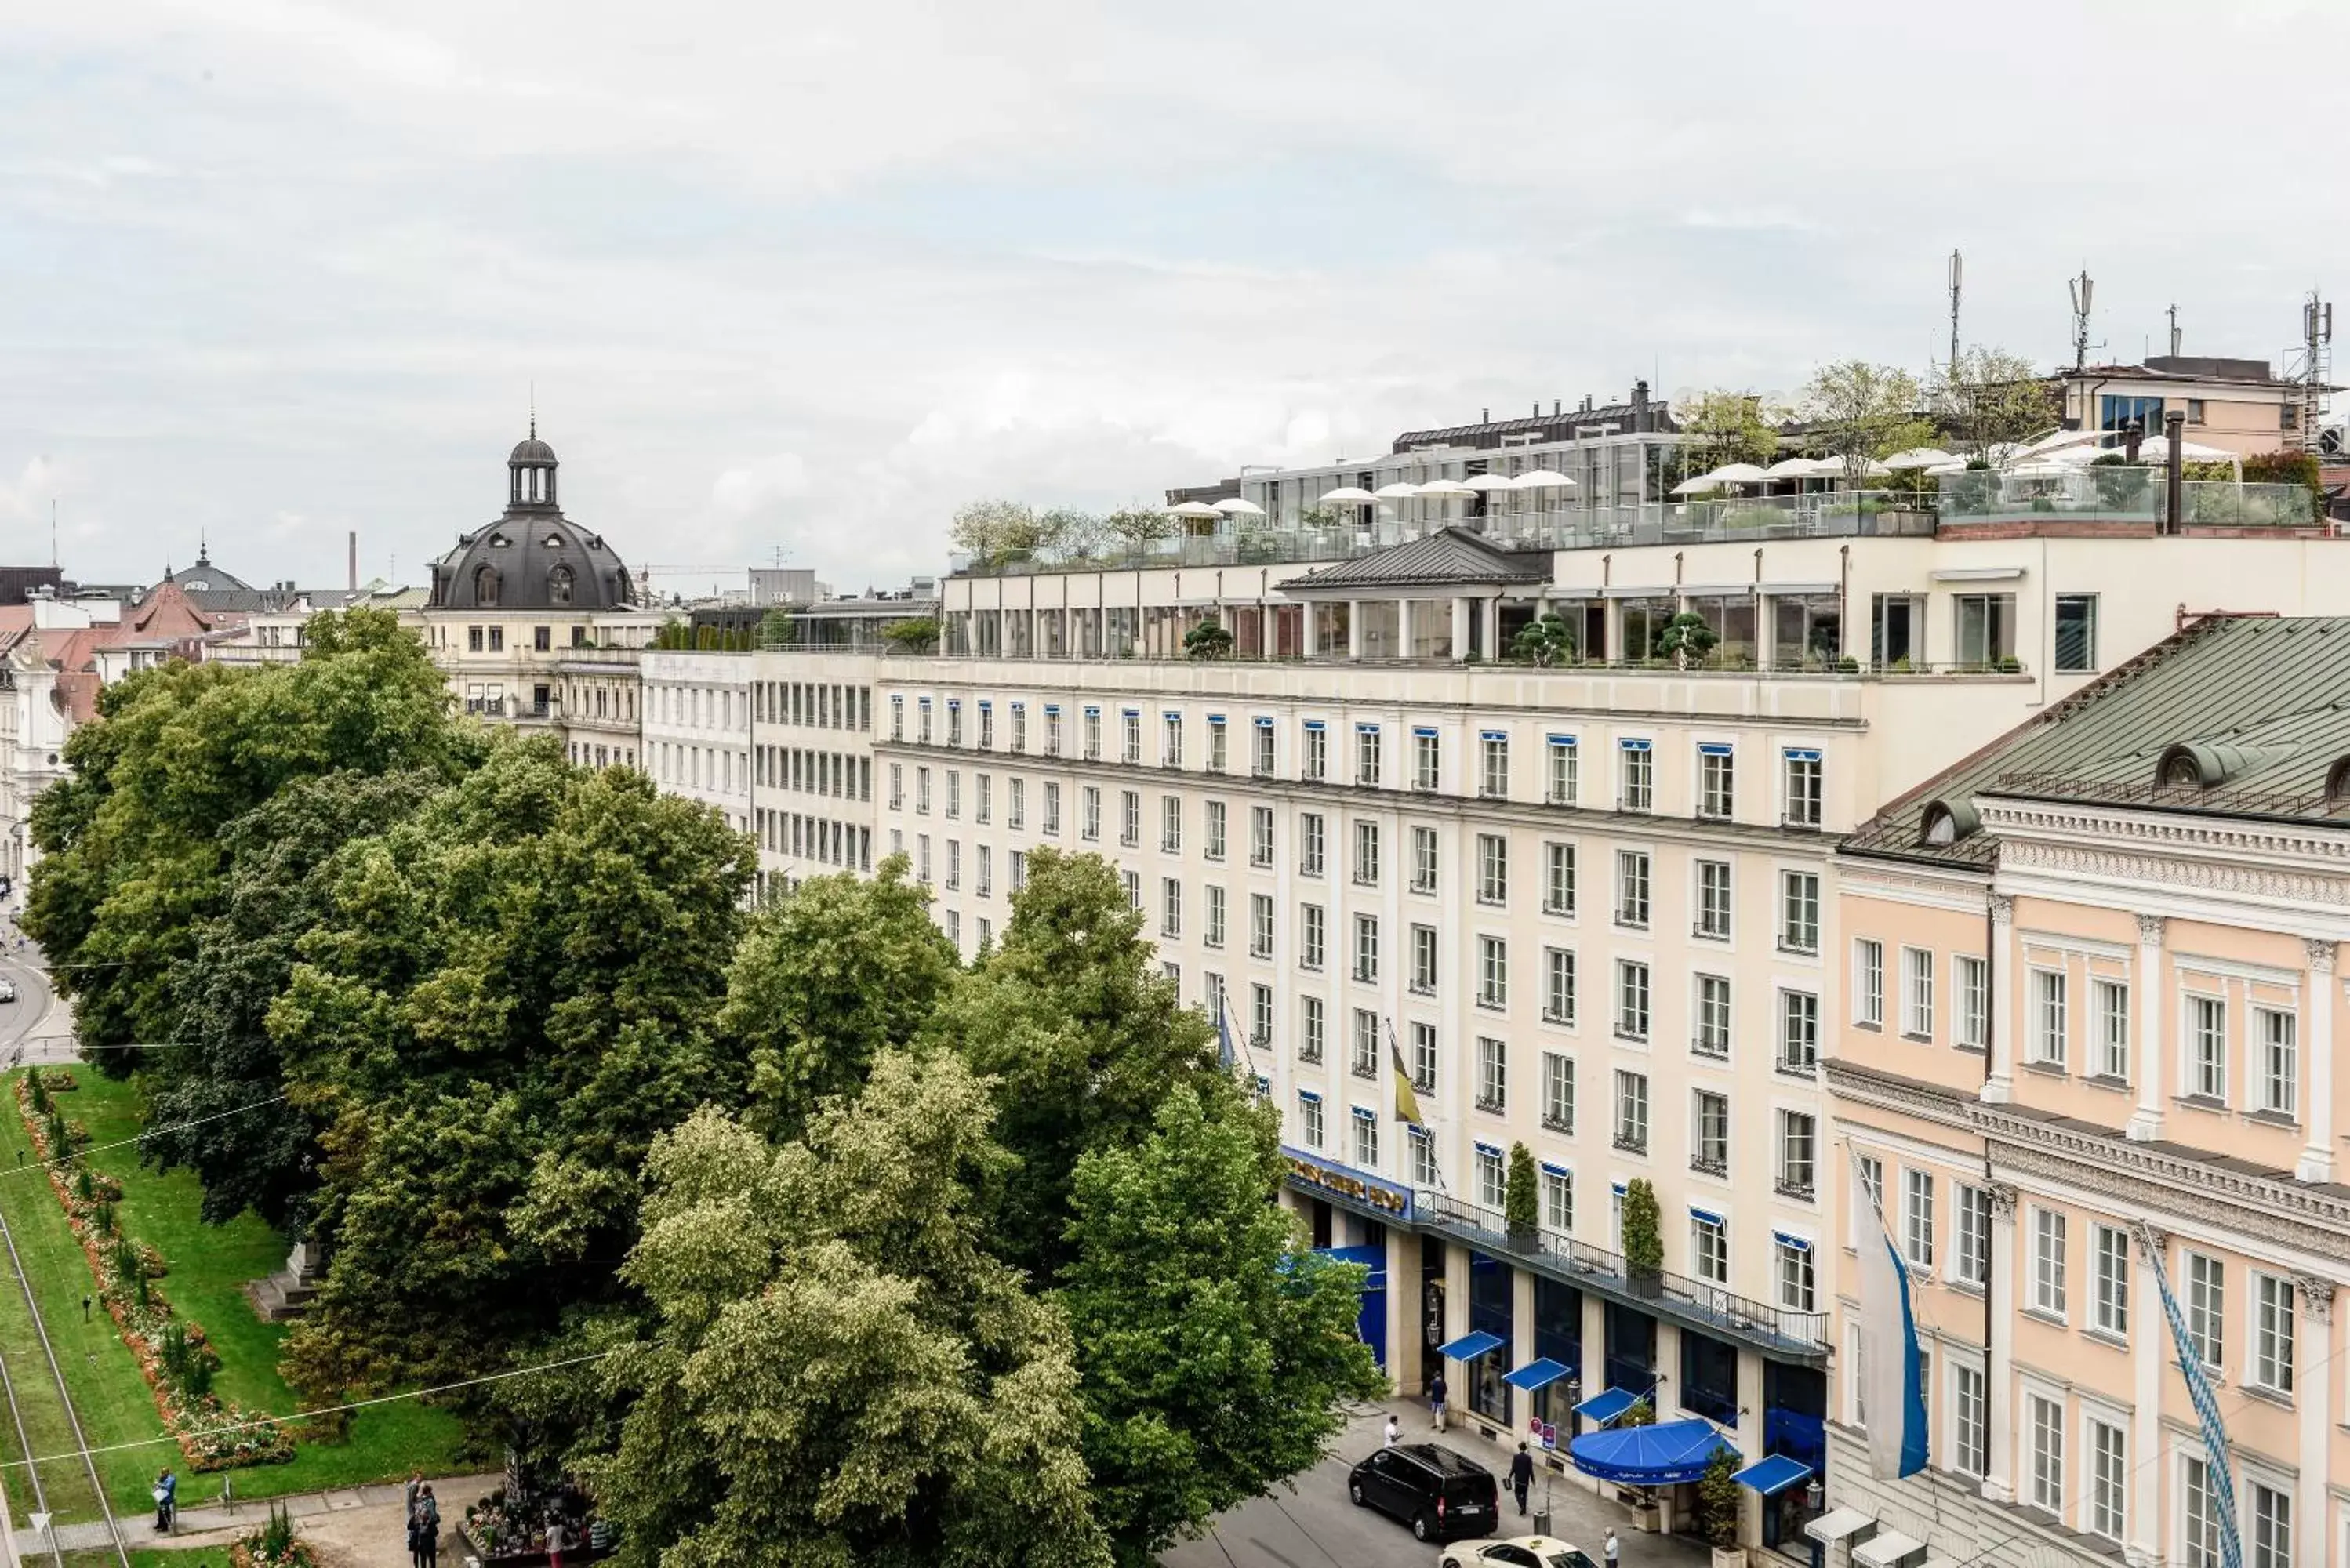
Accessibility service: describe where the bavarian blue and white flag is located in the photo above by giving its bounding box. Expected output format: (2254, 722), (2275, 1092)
(2147, 1232), (2241, 1568)
(1851, 1149), (1929, 1480)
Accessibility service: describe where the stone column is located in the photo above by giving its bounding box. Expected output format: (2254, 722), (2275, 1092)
(2297, 1276), (2334, 1568)
(1348, 601), (1364, 659)
(2128, 916), (2167, 1141)
(1396, 598), (1413, 661)
(1482, 597), (1501, 658)
(1735, 1346), (1767, 1546)
(1386, 1224), (1424, 1396)
(1982, 895), (2017, 1103)
(2130, 1224), (2169, 1568)
(1982, 1183), (2019, 1503)
(2297, 941), (2336, 1182)
(1511, 1265), (1538, 1434)
(1450, 597), (1470, 661)
(1301, 603), (1318, 658)
(1580, 1289), (1608, 1425)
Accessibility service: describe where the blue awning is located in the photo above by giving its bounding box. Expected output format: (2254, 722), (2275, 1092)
(1732, 1454), (1814, 1497)
(1573, 1386), (1640, 1423)
(1502, 1358), (1574, 1392)
(1436, 1330), (1506, 1363)
(1567, 1418), (1738, 1486)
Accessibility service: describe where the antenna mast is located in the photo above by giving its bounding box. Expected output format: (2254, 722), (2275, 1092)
(2167, 303), (2181, 358)
(2297, 291), (2334, 453)
(1947, 250), (1963, 375)
(2069, 270), (2095, 372)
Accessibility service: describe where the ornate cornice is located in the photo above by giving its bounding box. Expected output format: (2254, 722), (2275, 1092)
(1978, 800), (2350, 867)
(2001, 838), (2350, 906)
(1824, 1059), (1977, 1129)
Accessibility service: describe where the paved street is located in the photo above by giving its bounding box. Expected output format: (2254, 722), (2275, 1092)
(0, 927), (73, 1065)
(1164, 1399), (1708, 1568)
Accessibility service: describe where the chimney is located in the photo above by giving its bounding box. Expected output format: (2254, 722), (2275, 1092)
(1481, 408), (1490, 423)
(1553, 400), (1561, 416)
(348, 530), (358, 590)
(1633, 379), (1653, 432)
(1532, 401), (1541, 417)
(2164, 409), (2187, 533)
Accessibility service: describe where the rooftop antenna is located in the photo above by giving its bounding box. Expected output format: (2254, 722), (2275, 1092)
(2296, 290), (2333, 452)
(2069, 269), (2094, 371)
(529, 382), (536, 440)
(2167, 303), (2181, 358)
(1947, 249), (1963, 375)
(49, 500), (57, 569)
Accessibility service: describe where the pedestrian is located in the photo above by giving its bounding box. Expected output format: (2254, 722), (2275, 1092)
(1428, 1370), (1448, 1432)
(409, 1483), (441, 1568)
(153, 1467), (176, 1533)
(545, 1516), (568, 1568)
(1604, 1526), (1620, 1566)
(405, 1470), (421, 1519)
(1509, 1441), (1535, 1515)
(1382, 1413), (1400, 1448)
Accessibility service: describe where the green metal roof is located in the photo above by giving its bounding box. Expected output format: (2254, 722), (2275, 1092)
(1843, 615), (2350, 866)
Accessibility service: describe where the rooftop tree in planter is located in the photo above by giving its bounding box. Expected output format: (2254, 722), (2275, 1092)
(1654, 612), (1720, 671)
(1511, 613), (1577, 667)
(1504, 1142), (1540, 1247)
(1185, 618), (1235, 660)
(1622, 1178), (1664, 1297)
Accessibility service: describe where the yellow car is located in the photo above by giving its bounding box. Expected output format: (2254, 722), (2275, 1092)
(1437, 1535), (1600, 1568)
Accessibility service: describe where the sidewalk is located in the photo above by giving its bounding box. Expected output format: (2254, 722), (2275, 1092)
(15, 1472), (499, 1557)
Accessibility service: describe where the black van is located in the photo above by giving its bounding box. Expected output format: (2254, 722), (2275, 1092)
(1346, 1443), (1499, 1541)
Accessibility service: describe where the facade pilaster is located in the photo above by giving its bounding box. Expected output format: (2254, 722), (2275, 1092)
(2127, 914), (2167, 1141)
(1982, 895), (2016, 1102)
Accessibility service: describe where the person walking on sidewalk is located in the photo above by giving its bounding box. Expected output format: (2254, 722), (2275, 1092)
(409, 1482), (441, 1568)
(1509, 1442), (1535, 1515)
(1383, 1413), (1400, 1447)
(1603, 1526), (1620, 1565)
(152, 1468), (176, 1533)
(1428, 1370), (1448, 1432)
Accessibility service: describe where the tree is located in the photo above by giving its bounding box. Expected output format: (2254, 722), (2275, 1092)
(715, 858), (959, 1140)
(1182, 619), (1233, 660)
(589, 1056), (1111, 1568)
(1042, 508), (1107, 562)
(24, 608), (470, 1073)
(1653, 612), (1720, 669)
(1677, 388), (1782, 470)
(1932, 347), (2054, 463)
(1510, 614), (1576, 667)
(143, 769), (443, 1228)
(1621, 1178), (1663, 1280)
(755, 607), (796, 648)
(1799, 361), (1934, 488)
(274, 738), (755, 1397)
(934, 848), (1219, 1281)
(951, 499), (1051, 566)
(1503, 1142), (1539, 1239)
(1103, 508), (1173, 555)
(1697, 1446), (1742, 1549)
(882, 616), (941, 654)
(1058, 1082), (1385, 1567)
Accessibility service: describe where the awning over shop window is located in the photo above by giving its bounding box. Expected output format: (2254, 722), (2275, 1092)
(1565, 1418), (1738, 1486)
(1853, 1530), (1925, 1568)
(1571, 1386), (1640, 1424)
(1501, 1358), (1573, 1392)
(1731, 1454), (1814, 1497)
(1436, 1330), (1506, 1363)
(1804, 1506), (1874, 1545)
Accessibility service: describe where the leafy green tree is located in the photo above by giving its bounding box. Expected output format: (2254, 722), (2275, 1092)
(590, 1055), (1110, 1568)
(717, 858), (959, 1139)
(275, 738), (754, 1396)
(1510, 613), (1576, 666)
(755, 607), (796, 648)
(1103, 508), (1173, 554)
(25, 608), (467, 1073)
(951, 499), (1052, 567)
(1697, 1446), (1742, 1548)
(1654, 612), (1720, 669)
(1182, 619), (1234, 660)
(1042, 508), (1106, 561)
(143, 769), (444, 1227)
(1930, 346), (2053, 463)
(1800, 361), (1934, 487)
(1059, 1081), (1384, 1567)
(1621, 1178), (1663, 1280)
(881, 616), (941, 654)
(934, 848), (1218, 1281)
(1504, 1142), (1539, 1237)
(1677, 388), (1782, 470)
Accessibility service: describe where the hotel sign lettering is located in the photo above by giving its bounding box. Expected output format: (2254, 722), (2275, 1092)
(1283, 1149), (1413, 1221)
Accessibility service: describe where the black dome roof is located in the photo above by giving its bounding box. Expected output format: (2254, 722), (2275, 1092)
(510, 437), (558, 464)
(427, 431), (634, 612)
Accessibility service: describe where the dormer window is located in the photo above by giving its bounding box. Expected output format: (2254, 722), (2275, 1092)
(2326, 757), (2350, 811)
(543, 535), (564, 550)
(475, 565), (501, 607)
(547, 564), (574, 606)
(1919, 799), (1978, 848)
(2159, 750), (2205, 788)
(489, 533), (511, 549)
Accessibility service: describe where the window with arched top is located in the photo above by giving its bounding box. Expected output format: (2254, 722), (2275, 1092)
(548, 564), (575, 606)
(2326, 756), (2350, 811)
(474, 565), (500, 607)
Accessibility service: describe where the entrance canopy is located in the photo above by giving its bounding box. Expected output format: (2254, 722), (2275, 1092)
(1571, 1386), (1640, 1424)
(1854, 1530), (1925, 1568)
(1502, 1358), (1574, 1392)
(1437, 1330), (1506, 1363)
(1566, 1418), (1738, 1486)
(1805, 1506), (1873, 1545)
(1731, 1454), (1814, 1497)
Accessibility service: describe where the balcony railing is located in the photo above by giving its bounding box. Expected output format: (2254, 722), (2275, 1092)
(1938, 470), (2315, 527)
(1414, 1190), (1830, 1356)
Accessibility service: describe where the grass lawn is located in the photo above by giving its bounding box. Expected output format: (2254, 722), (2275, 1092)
(0, 1069), (467, 1522)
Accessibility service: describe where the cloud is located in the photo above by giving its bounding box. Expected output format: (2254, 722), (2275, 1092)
(2, 0), (2345, 590)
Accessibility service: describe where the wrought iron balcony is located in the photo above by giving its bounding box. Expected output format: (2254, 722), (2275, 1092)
(1412, 1190), (1829, 1359)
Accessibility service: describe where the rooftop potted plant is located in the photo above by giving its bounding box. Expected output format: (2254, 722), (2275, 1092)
(1504, 1142), (1540, 1250)
(1622, 1178), (1663, 1298)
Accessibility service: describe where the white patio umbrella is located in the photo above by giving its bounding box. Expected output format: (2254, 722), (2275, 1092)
(1509, 469), (1575, 489)
(1415, 478), (1476, 498)
(1212, 497), (1266, 516)
(2134, 436), (2236, 465)
(1371, 482), (1422, 501)
(1462, 474), (1519, 492)
(1164, 500), (1223, 520)
(1317, 486), (1378, 503)
(1705, 463), (1771, 487)
(1760, 457), (1818, 482)
(1880, 447), (1957, 470)
(1670, 470), (1728, 495)
(1804, 456), (1887, 481)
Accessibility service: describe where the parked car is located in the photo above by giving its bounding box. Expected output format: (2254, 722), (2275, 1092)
(1440, 1536), (1601, 1568)
(1345, 1443), (1498, 1542)
(0, 978), (16, 1003)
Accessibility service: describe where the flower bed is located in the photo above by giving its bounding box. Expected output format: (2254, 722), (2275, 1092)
(13, 1070), (295, 1469)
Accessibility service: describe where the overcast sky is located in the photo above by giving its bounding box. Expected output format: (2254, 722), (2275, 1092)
(5, 0), (2342, 597)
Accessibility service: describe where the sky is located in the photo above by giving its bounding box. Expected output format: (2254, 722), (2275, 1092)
(3, 0), (2344, 598)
